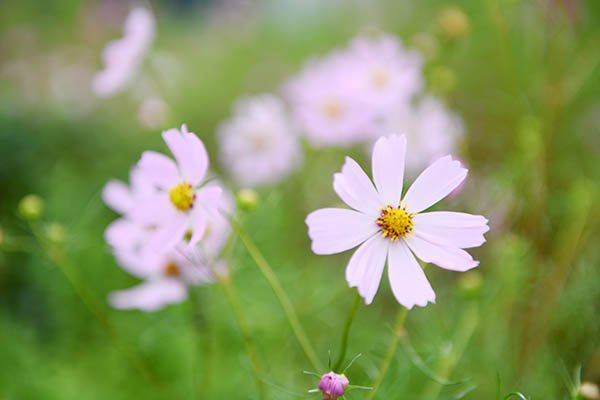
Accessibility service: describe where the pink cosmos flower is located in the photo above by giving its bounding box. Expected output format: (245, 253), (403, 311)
(92, 6), (155, 97)
(131, 124), (222, 253)
(218, 94), (302, 187)
(306, 135), (489, 309)
(346, 33), (423, 115)
(373, 96), (464, 175)
(102, 167), (154, 216)
(285, 52), (375, 147)
(318, 372), (349, 400)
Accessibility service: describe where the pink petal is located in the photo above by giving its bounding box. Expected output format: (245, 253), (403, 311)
(306, 208), (379, 255)
(162, 126), (208, 186)
(402, 156), (467, 213)
(147, 213), (188, 253)
(387, 241), (435, 309)
(345, 234), (389, 304)
(109, 279), (187, 312)
(333, 157), (382, 215)
(372, 135), (406, 206)
(128, 192), (175, 226)
(102, 179), (133, 214)
(188, 207), (207, 248)
(137, 151), (180, 190)
(413, 212), (489, 249)
(404, 234), (479, 272)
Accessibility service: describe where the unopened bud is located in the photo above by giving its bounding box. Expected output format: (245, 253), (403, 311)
(458, 270), (483, 298)
(18, 194), (44, 221)
(580, 382), (600, 400)
(236, 188), (259, 211)
(45, 223), (66, 244)
(318, 372), (349, 400)
(429, 65), (457, 94)
(438, 6), (470, 40)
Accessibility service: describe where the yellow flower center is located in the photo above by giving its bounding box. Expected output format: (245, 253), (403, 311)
(376, 205), (414, 240)
(322, 100), (342, 119)
(169, 183), (195, 211)
(371, 68), (390, 89)
(163, 261), (180, 277)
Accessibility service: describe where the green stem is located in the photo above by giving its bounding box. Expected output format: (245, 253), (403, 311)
(366, 308), (409, 400)
(217, 272), (267, 399)
(333, 292), (361, 371)
(27, 222), (164, 395)
(231, 218), (324, 372)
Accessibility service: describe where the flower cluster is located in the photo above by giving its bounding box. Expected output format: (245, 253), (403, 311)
(103, 124), (231, 311)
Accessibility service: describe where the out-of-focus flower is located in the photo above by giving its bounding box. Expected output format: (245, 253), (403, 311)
(236, 188), (259, 211)
(345, 33), (423, 116)
(438, 6), (470, 40)
(218, 94), (302, 187)
(285, 53), (374, 147)
(580, 382), (600, 400)
(318, 372), (349, 400)
(306, 135), (488, 308)
(137, 95), (169, 129)
(103, 167), (155, 216)
(131, 124), (223, 253)
(45, 223), (66, 244)
(18, 194), (44, 221)
(92, 6), (155, 97)
(108, 241), (214, 312)
(411, 32), (439, 61)
(373, 96), (464, 175)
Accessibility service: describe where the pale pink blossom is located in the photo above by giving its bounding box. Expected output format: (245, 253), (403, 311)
(373, 96), (464, 175)
(318, 372), (349, 400)
(102, 167), (154, 216)
(346, 33), (423, 115)
(285, 52), (375, 147)
(218, 94), (302, 187)
(132, 124), (222, 253)
(92, 6), (155, 97)
(306, 135), (489, 308)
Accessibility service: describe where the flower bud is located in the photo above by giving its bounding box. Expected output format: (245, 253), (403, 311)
(236, 188), (259, 211)
(429, 65), (457, 94)
(45, 223), (66, 244)
(438, 6), (470, 40)
(18, 194), (44, 221)
(318, 372), (349, 400)
(580, 382), (600, 400)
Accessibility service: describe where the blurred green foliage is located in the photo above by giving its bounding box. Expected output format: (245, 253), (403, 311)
(1, 0), (599, 399)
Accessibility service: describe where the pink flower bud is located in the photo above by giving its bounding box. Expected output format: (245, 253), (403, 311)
(318, 372), (349, 400)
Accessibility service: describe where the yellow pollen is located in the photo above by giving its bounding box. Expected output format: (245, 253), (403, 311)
(164, 261), (180, 277)
(371, 68), (390, 89)
(322, 100), (342, 119)
(376, 205), (414, 240)
(169, 183), (195, 211)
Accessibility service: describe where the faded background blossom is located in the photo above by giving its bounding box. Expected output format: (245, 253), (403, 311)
(0, 1), (599, 399)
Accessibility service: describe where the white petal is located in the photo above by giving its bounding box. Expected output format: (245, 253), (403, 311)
(108, 279), (187, 312)
(162, 127), (208, 186)
(306, 208), (379, 255)
(146, 214), (188, 254)
(333, 157), (382, 215)
(136, 151), (180, 190)
(102, 180), (133, 214)
(402, 156), (467, 213)
(345, 234), (389, 304)
(413, 212), (489, 249)
(372, 135), (406, 206)
(387, 242), (435, 309)
(128, 192), (176, 226)
(404, 234), (479, 272)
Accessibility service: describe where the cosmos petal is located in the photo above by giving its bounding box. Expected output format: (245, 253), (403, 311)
(387, 241), (435, 309)
(102, 179), (133, 214)
(162, 125), (208, 186)
(372, 134), (406, 207)
(137, 151), (180, 190)
(413, 211), (489, 249)
(333, 157), (382, 215)
(345, 234), (389, 304)
(108, 279), (187, 312)
(404, 234), (479, 272)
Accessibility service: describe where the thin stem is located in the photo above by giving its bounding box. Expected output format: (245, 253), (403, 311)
(26, 222), (164, 395)
(231, 218), (324, 372)
(366, 308), (409, 400)
(217, 272), (267, 399)
(334, 292), (361, 371)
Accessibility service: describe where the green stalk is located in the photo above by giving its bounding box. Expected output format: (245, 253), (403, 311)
(333, 292), (361, 371)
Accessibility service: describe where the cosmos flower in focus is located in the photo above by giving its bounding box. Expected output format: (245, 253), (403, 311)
(373, 96), (464, 175)
(92, 6), (155, 97)
(218, 94), (302, 187)
(285, 52), (375, 147)
(306, 135), (489, 309)
(130, 124), (222, 253)
(318, 372), (349, 400)
(346, 33), (423, 115)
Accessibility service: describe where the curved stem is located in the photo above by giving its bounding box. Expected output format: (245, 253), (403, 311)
(231, 218), (324, 372)
(217, 272), (267, 399)
(27, 222), (165, 396)
(333, 292), (361, 371)
(366, 308), (409, 400)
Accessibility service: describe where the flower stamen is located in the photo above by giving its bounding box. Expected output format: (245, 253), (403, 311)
(169, 183), (195, 211)
(376, 205), (414, 240)
(163, 261), (180, 277)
